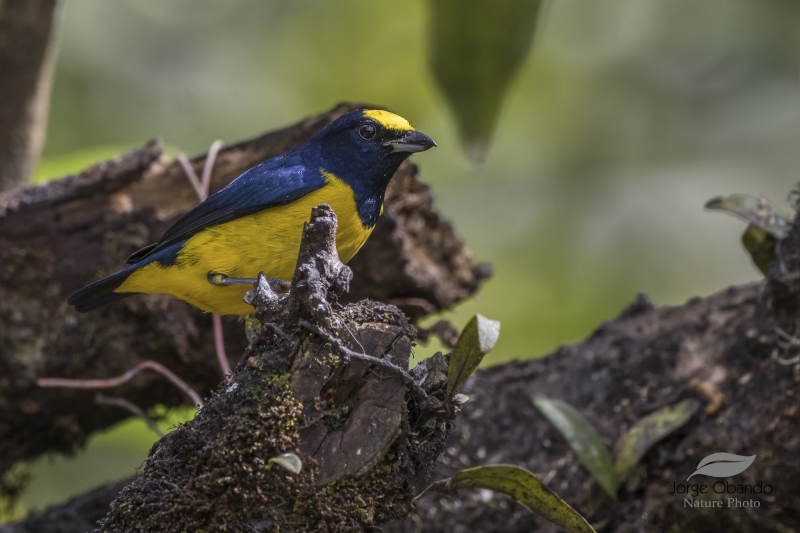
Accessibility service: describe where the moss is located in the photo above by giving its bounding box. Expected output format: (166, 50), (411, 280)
(99, 353), (310, 531)
(322, 405), (350, 432)
(100, 295), (457, 532)
(307, 451), (414, 527)
(266, 372), (291, 392)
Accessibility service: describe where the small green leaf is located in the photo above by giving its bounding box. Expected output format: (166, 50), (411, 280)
(429, 0), (546, 163)
(421, 465), (595, 533)
(533, 397), (618, 500)
(705, 194), (790, 239)
(741, 225), (778, 275)
(613, 399), (699, 483)
(269, 452), (303, 474)
(705, 194), (791, 275)
(446, 315), (500, 398)
(455, 393), (470, 404)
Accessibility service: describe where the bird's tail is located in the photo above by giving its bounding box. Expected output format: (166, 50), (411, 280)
(68, 267), (137, 313)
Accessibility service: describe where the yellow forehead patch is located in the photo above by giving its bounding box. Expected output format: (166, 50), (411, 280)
(362, 110), (414, 132)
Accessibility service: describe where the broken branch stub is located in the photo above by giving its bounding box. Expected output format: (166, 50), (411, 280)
(98, 205), (461, 532)
(284, 204), (353, 324)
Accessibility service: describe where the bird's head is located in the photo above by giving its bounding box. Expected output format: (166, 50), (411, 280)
(318, 109), (436, 166)
(310, 110), (436, 224)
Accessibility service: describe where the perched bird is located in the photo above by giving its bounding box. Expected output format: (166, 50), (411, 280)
(69, 110), (436, 316)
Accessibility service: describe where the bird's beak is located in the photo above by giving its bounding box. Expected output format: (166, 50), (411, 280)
(384, 130), (437, 153)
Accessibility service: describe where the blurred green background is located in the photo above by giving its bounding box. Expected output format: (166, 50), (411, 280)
(8, 0), (799, 520)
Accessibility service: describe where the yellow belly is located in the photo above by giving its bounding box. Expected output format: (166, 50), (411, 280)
(116, 177), (374, 315)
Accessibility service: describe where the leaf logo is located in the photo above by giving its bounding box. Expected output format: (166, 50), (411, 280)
(687, 453), (756, 481)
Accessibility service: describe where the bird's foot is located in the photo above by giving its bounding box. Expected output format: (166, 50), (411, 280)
(208, 272), (258, 286)
(265, 277), (291, 294)
(208, 272), (290, 294)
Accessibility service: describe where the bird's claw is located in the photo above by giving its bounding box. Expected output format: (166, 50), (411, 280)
(208, 272), (290, 294)
(207, 272), (258, 286)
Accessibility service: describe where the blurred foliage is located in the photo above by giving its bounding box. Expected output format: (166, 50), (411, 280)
(16, 407), (195, 515)
(421, 464), (596, 533)
(8, 0), (799, 517)
(0, 467), (29, 523)
(704, 194), (790, 240)
(428, 0), (544, 162)
(739, 226), (777, 276)
(33, 145), (134, 183)
(34, 143), (181, 183)
(0, 499), (26, 524)
(534, 397), (700, 500)
(705, 193), (791, 274)
(613, 399), (699, 489)
(533, 397), (618, 500)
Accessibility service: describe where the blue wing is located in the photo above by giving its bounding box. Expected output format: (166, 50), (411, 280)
(127, 152), (325, 264)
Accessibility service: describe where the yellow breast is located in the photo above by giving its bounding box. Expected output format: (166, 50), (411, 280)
(116, 174), (374, 315)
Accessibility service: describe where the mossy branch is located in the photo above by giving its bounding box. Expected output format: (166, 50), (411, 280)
(97, 205), (461, 532)
(0, 104), (489, 488)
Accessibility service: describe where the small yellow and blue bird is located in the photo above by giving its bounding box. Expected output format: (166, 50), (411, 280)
(68, 110), (436, 316)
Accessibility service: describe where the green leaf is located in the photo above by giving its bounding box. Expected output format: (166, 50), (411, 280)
(704, 194), (790, 239)
(268, 452), (303, 474)
(533, 397), (618, 500)
(446, 314), (500, 398)
(428, 0), (545, 163)
(613, 399), (699, 483)
(421, 465), (596, 533)
(741, 224), (778, 275)
(705, 194), (791, 275)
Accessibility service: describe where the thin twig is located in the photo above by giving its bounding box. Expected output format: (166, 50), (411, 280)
(175, 153), (206, 202)
(263, 322), (290, 342)
(201, 140), (225, 195)
(774, 326), (800, 345)
(298, 319), (428, 403)
(776, 353), (800, 366)
(213, 314), (231, 379)
(95, 393), (165, 437)
(177, 141), (233, 382)
(38, 360), (204, 408)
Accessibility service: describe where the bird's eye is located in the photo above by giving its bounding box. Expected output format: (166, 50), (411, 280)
(359, 123), (377, 140)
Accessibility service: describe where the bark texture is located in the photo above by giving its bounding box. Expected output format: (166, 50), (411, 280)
(384, 217), (800, 533)
(0, 104), (488, 496)
(9, 277), (799, 533)
(0, 0), (61, 191)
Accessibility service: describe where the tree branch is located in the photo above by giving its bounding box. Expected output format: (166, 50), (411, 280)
(0, 0), (61, 191)
(7, 183), (800, 530)
(0, 104), (488, 491)
(8, 279), (799, 532)
(86, 205), (460, 531)
(384, 220), (800, 533)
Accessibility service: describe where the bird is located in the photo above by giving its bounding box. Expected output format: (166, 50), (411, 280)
(68, 109), (436, 316)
